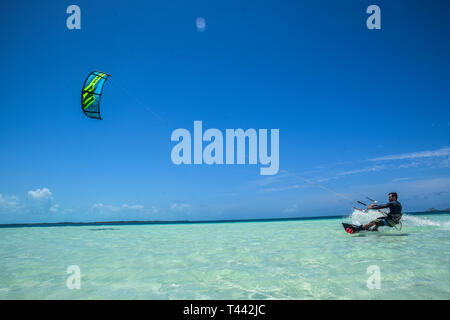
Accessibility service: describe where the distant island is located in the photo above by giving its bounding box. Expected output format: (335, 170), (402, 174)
(425, 208), (450, 212)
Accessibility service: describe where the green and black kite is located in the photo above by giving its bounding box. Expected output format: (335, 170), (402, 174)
(81, 71), (110, 120)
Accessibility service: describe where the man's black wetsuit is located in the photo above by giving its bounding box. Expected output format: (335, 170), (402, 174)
(371, 201), (402, 227)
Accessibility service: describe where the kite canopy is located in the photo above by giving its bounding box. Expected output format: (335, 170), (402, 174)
(81, 71), (110, 119)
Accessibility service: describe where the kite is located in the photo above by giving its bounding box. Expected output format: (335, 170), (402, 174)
(81, 71), (111, 119)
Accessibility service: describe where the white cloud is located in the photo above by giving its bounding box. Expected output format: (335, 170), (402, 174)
(398, 161), (421, 169)
(92, 203), (120, 212)
(369, 146), (450, 161)
(0, 193), (20, 209)
(92, 203), (146, 211)
(392, 178), (409, 182)
(28, 188), (52, 200)
(170, 203), (192, 211)
(122, 204), (144, 210)
(337, 165), (385, 176)
(436, 158), (450, 168)
(49, 204), (60, 212)
(263, 184), (303, 192)
(0, 189), (63, 223)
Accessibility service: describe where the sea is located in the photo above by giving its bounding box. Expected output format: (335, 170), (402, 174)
(0, 211), (449, 299)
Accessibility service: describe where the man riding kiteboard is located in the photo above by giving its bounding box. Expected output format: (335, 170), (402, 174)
(361, 192), (402, 231)
(343, 192), (403, 233)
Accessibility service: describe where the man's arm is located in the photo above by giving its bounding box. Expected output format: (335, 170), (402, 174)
(367, 203), (389, 210)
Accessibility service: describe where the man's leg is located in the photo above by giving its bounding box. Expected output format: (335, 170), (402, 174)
(362, 220), (377, 231)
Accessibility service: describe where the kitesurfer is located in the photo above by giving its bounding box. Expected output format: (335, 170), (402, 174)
(361, 192), (402, 231)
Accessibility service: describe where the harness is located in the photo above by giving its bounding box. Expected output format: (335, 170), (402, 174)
(386, 217), (403, 231)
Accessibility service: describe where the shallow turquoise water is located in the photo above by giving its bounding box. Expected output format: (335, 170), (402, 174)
(0, 213), (449, 299)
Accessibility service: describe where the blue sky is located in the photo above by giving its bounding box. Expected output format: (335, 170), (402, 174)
(0, 0), (449, 223)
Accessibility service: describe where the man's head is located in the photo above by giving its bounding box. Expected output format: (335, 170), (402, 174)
(388, 192), (398, 201)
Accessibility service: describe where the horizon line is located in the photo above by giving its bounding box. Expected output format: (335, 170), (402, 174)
(0, 210), (448, 229)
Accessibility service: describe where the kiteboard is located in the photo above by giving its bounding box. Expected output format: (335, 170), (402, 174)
(342, 223), (364, 234)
